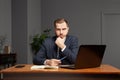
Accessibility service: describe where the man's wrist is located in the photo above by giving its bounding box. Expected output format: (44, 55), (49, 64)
(44, 59), (50, 65)
(61, 45), (66, 52)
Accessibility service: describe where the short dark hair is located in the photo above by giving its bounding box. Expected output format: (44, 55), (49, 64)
(54, 18), (69, 27)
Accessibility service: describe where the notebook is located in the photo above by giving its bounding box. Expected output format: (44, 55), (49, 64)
(59, 45), (106, 69)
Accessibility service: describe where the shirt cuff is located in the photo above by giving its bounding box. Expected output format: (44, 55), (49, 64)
(61, 45), (66, 52)
(44, 60), (47, 65)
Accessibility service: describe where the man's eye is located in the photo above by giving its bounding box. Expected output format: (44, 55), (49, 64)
(63, 28), (66, 30)
(57, 29), (60, 31)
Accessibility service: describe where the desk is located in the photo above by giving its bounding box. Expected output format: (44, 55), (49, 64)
(0, 53), (16, 69)
(1, 64), (120, 80)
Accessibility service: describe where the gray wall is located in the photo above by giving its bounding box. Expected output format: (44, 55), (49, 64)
(12, 0), (28, 64)
(0, 0), (11, 47)
(12, 0), (41, 64)
(0, 0), (41, 64)
(27, 0), (41, 63)
(41, 0), (120, 44)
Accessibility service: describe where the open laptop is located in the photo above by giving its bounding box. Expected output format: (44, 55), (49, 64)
(60, 45), (106, 69)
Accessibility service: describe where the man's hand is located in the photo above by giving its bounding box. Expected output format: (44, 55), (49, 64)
(45, 59), (61, 66)
(55, 37), (66, 49)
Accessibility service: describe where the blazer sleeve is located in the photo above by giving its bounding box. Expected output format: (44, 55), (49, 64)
(33, 39), (48, 65)
(62, 36), (79, 64)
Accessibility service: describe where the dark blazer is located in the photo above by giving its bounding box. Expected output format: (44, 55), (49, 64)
(33, 35), (79, 65)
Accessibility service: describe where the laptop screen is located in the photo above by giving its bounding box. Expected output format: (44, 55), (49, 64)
(75, 45), (106, 69)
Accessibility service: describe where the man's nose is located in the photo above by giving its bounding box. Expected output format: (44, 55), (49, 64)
(60, 30), (63, 34)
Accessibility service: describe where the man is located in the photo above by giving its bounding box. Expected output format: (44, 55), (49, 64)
(33, 18), (79, 66)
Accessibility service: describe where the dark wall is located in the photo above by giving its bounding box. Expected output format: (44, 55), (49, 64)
(12, 0), (27, 64)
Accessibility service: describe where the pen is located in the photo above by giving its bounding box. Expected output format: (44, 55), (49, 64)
(60, 56), (67, 61)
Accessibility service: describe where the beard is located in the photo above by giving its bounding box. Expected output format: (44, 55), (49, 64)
(58, 34), (65, 39)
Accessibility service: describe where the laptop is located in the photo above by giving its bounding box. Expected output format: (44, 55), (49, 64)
(60, 45), (106, 69)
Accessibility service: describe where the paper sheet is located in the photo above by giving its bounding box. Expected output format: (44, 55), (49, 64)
(31, 65), (59, 70)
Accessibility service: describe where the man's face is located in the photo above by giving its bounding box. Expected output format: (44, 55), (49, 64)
(55, 22), (69, 38)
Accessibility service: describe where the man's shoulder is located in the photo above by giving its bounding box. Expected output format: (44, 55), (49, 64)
(67, 35), (78, 39)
